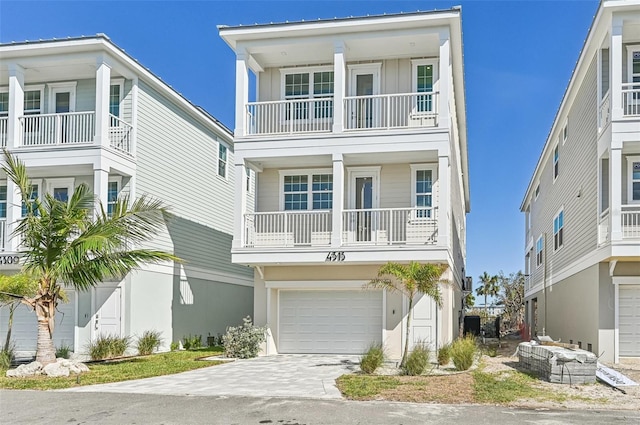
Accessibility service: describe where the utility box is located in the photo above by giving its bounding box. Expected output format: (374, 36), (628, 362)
(463, 315), (481, 336)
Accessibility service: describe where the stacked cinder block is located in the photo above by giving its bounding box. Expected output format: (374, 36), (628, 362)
(518, 342), (597, 384)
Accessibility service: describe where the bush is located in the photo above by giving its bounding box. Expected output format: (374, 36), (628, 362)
(437, 342), (451, 366)
(360, 343), (385, 374)
(56, 343), (72, 359)
(182, 334), (202, 351)
(0, 345), (15, 370)
(450, 334), (477, 371)
(136, 330), (163, 356)
(222, 316), (267, 359)
(170, 341), (179, 351)
(403, 341), (430, 376)
(87, 334), (131, 360)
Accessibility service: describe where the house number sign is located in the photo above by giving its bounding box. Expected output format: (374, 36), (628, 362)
(325, 251), (345, 262)
(0, 255), (20, 266)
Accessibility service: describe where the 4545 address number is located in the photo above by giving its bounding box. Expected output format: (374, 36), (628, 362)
(325, 251), (345, 262)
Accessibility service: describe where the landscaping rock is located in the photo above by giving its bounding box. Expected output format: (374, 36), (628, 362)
(5, 361), (43, 377)
(43, 362), (70, 377)
(5, 358), (89, 378)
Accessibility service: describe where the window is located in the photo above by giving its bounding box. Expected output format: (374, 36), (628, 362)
(536, 236), (544, 268)
(282, 68), (334, 120)
(416, 170), (433, 217)
(24, 89), (42, 115)
(534, 184), (540, 200)
(553, 145), (559, 180)
(562, 123), (568, 144)
(21, 183), (39, 216)
(0, 92), (8, 116)
(110, 84), (121, 117)
(218, 143), (228, 178)
(107, 181), (118, 216)
(282, 170), (333, 210)
(0, 185), (6, 219)
(553, 210), (564, 251)
(246, 168), (251, 192)
(630, 158), (640, 203)
(412, 60), (437, 114)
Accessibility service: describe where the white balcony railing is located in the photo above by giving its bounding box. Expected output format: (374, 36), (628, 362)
(343, 92), (438, 131)
(244, 210), (332, 248)
(622, 205), (640, 239)
(20, 111), (95, 146)
(0, 116), (7, 147)
(598, 210), (610, 245)
(598, 90), (611, 130)
(342, 207), (437, 246)
(109, 114), (133, 155)
(622, 83), (640, 117)
(245, 98), (334, 136)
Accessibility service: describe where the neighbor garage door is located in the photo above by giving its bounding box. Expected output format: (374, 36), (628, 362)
(279, 290), (382, 354)
(620, 285), (640, 357)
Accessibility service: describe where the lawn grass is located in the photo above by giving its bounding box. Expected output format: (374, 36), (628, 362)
(0, 346), (224, 390)
(336, 375), (402, 398)
(472, 369), (552, 403)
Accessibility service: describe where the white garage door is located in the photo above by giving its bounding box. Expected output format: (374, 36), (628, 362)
(279, 290), (382, 354)
(620, 285), (640, 357)
(0, 290), (76, 357)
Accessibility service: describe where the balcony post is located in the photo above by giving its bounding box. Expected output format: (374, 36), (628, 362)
(610, 19), (623, 120)
(438, 29), (451, 129)
(235, 47), (249, 138)
(7, 63), (24, 149)
(610, 146), (623, 240)
(6, 179), (22, 252)
(93, 167), (109, 216)
(438, 154), (450, 246)
(233, 161), (248, 248)
(331, 153), (344, 247)
(333, 41), (346, 133)
(95, 57), (112, 147)
(130, 77), (139, 155)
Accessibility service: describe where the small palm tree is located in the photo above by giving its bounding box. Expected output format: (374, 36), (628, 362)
(367, 262), (448, 368)
(476, 272), (499, 317)
(3, 150), (178, 366)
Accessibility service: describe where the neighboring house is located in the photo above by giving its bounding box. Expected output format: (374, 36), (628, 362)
(521, 0), (640, 363)
(0, 35), (253, 358)
(219, 9), (470, 358)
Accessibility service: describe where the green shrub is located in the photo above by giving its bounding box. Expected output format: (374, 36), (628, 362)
(360, 343), (385, 374)
(437, 342), (451, 366)
(136, 330), (163, 356)
(0, 345), (15, 370)
(450, 334), (476, 371)
(55, 343), (72, 359)
(222, 316), (267, 359)
(486, 344), (498, 358)
(87, 334), (131, 360)
(403, 342), (430, 376)
(182, 334), (202, 351)
(170, 341), (179, 351)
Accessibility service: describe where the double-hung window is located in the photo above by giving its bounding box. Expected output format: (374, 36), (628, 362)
(283, 68), (334, 121)
(536, 236), (544, 267)
(21, 183), (40, 217)
(282, 171), (333, 211)
(553, 145), (559, 180)
(0, 92), (8, 117)
(411, 165), (436, 218)
(629, 157), (640, 203)
(553, 210), (564, 251)
(0, 185), (6, 220)
(24, 89), (42, 115)
(218, 143), (228, 178)
(412, 60), (437, 114)
(107, 181), (119, 216)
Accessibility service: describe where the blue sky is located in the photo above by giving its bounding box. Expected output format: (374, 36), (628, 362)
(0, 1), (600, 296)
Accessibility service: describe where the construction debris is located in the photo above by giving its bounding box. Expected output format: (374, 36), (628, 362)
(518, 342), (597, 384)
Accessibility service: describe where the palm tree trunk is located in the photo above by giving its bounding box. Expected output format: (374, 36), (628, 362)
(3, 303), (16, 353)
(35, 299), (56, 365)
(401, 295), (413, 368)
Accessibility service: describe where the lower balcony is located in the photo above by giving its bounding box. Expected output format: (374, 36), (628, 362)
(243, 207), (438, 249)
(598, 205), (640, 244)
(0, 112), (133, 155)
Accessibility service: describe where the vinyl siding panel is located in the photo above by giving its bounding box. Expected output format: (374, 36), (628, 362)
(135, 80), (250, 279)
(75, 79), (95, 112)
(529, 56), (599, 288)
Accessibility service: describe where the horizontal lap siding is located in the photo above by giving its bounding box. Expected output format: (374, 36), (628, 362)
(136, 81), (250, 278)
(530, 57), (599, 287)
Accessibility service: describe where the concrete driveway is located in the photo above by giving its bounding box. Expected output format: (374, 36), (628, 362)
(63, 354), (360, 399)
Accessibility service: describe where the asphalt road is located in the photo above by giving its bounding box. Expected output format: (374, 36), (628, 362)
(1, 390), (639, 425)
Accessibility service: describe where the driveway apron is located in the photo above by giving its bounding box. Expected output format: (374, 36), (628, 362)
(62, 355), (360, 399)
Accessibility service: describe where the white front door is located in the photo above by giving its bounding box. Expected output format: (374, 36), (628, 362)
(94, 287), (122, 338)
(348, 65), (380, 129)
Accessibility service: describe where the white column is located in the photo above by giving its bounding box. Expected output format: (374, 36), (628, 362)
(333, 41), (346, 133)
(7, 63), (24, 149)
(438, 30), (451, 129)
(610, 20), (623, 121)
(6, 179), (22, 252)
(95, 58), (111, 147)
(614, 279), (619, 364)
(234, 48), (249, 138)
(610, 146), (622, 240)
(130, 77), (139, 156)
(331, 153), (344, 247)
(233, 161), (248, 248)
(93, 168), (109, 215)
(438, 155), (450, 247)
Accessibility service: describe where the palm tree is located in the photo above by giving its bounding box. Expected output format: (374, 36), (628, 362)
(0, 273), (38, 353)
(2, 150), (178, 366)
(367, 262), (448, 368)
(476, 272), (499, 317)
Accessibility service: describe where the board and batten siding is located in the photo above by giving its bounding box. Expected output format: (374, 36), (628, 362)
(529, 56), (599, 289)
(135, 80), (251, 279)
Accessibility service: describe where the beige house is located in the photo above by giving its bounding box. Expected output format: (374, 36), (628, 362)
(220, 9), (470, 358)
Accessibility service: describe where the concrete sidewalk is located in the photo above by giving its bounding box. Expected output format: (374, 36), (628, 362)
(63, 354), (360, 399)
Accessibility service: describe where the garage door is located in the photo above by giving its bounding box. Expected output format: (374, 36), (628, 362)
(279, 290), (382, 354)
(0, 290), (76, 357)
(620, 285), (640, 357)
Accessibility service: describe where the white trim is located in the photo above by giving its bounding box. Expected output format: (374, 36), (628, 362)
(627, 156), (640, 204)
(348, 63), (382, 96)
(347, 166), (381, 209)
(613, 277), (640, 285)
(265, 280), (366, 289)
(552, 143), (559, 183)
(278, 168), (333, 211)
(23, 84), (45, 114)
(411, 58), (439, 93)
(73, 288), (79, 353)
(109, 78), (125, 119)
(218, 141), (229, 180)
(279, 65), (334, 100)
(134, 261), (254, 287)
(47, 82), (77, 114)
(382, 289), (387, 347)
(45, 177), (75, 200)
(552, 207), (565, 252)
(409, 163), (438, 209)
(535, 235), (544, 268)
(626, 44), (640, 84)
